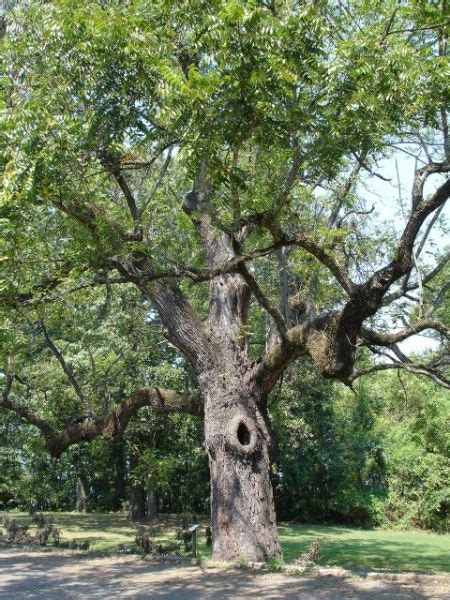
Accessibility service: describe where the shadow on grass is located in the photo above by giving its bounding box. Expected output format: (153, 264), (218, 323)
(3, 513), (448, 573)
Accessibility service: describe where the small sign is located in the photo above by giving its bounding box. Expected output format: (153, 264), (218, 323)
(188, 524), (200, 557)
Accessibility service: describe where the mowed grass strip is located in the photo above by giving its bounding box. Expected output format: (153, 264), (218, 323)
(1, 512), (448, 573)
(278, 524), (450, 573)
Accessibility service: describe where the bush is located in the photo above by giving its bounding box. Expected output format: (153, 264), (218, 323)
(267, 555), (284, 572)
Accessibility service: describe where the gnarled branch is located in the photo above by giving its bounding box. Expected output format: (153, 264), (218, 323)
(1, 374), (202, 458)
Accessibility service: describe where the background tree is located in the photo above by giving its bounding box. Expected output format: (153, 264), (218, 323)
(0, 284), (202, 512)
(1, 0), (449, 560)
(271, 360), (387, 526)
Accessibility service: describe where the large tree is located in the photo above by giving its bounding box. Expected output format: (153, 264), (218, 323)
(1, 0), (449, 561)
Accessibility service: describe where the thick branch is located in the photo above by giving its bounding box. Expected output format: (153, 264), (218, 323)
(268, 223), (356, 294)
(47, 387), (203, 457)
(182, 168), (251, 341)
(252, 319), (314, 393)
(1, 381), (202, 458)
(115, 254), (212, 366)
(54, 196), (125, 244)
(411, 162), (450, 207)
(340, 171), (450, 327)
(113, 170), (139, 221)
(101, 154), (139, 221)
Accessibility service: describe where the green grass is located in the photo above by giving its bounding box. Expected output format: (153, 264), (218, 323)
(1, 511), (449, 573)
(278, 524), (450, 573)
(0, 511), (180, 553)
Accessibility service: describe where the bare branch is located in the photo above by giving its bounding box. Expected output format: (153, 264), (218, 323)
(416, 131), (433, 164)
(350, 362), (450, 390)
(383, 250), (450, 304)
(441, 109), (450, 162)
(138, 147), (173, 218)
(351, 152), (391, 182)
(335, 204), (375, 228)
(328, 159), (363, 226)
(412, 162), (450, 208)
(426, 281), (450, 317)
(415, 202), (446, 258)
(237, 263), (288, 344)
(387, 20), (450, 36)
(361, 319), (449, 346)
(412, 251), (424, 317)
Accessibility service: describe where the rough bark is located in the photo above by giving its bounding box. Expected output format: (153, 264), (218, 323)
(202, 373), (280, 562)
(182, 177), (280, 561)
(201, 297), (281, 561)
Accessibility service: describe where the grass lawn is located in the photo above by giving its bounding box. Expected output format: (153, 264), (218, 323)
(1, 511), (448, 573)
(278, 524), (450, 573)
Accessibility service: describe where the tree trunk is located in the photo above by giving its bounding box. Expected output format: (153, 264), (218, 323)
(75, 477), (86, 512)
(202, 375), (281, 562)
(127, 455), (145, 521)
(145, 487), (158, 521)
(128, 484), (145, 521)
(112, 441), (126, 511)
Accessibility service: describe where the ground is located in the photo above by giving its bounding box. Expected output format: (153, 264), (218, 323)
(1, 512), (449, 572)
(0, 547), (449, 599)
(1, 512), (449, 598)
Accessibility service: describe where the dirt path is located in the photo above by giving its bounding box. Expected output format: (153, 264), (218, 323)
(0, 547), (449, 599)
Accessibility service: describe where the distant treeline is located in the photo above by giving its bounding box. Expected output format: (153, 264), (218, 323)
(1, 364), (448, 533)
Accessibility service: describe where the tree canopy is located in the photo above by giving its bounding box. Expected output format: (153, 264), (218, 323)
(1, 0), (449, 561)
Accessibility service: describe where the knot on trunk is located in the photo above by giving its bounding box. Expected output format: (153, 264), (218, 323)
(227, 414), (258, 454)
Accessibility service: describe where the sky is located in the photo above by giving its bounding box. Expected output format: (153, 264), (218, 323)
(359, 149), (449, 356)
